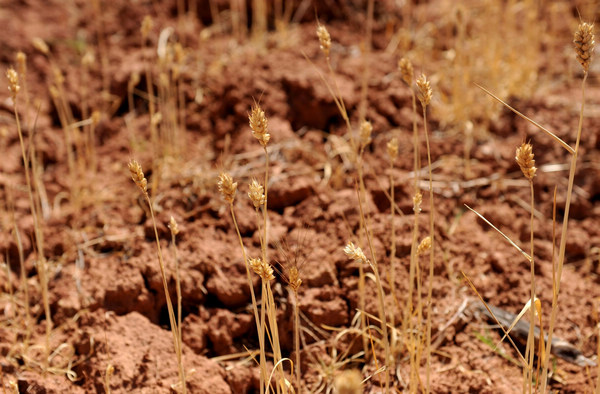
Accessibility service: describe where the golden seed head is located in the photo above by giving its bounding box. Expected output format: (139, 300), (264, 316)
(343, 242), (368, 265)
(249, 257), (261, 275)
(317, 24), (331, 57)
(249, 257), (274, 281)
(387, 137), (398, 161)
(333, 369), (363, 394)
(174, 43), (184, 64)
(151, 112), (162, 126)
(52, 66), (64, 86)
(130, 72), (141, 87)
(417, 236), (432, 256)
(91, 110), (101, 126)
(217, 172), (237, 204)
(141, 15), (154, 40)
(416, 74), (432, 107)
(49, 85), (59, 98)
(248, 179), (266, 209)
(6, 68), (20, 101)
(168, 216), (179, 236)
(82, 51), (95, 68)
(16, 52), (26, 76)
(128, 160), (148, 194)
(413, 191), (422, 213)
(159, 72), (169, 88)
(32, 37), (49, 55)
(398, 57), (413, 85)
(288, 266), (302, 292)
(574, 22), (595, 72)
(249, 104), (270, 147)
(359, 120), (372, 149)
(515, 142), (537, 180)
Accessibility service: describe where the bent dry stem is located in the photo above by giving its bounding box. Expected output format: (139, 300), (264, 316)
(128, 160), (186, 393)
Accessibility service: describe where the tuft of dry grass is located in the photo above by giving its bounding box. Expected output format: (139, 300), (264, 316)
(7, 65), (52, 371)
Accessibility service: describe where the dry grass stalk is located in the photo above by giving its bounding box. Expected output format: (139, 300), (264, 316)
(403, 59), (422, 391)
(419, 73), (435, 393)
(247, 104), (286, 393)
(217, 172), (264, 393)
(344, 236), (390, 391)
(128, 160), (186, 393)
(7, 67), (52, 371)
(515, 142), (537, 392)
(541, 21), (595, 393)
(275, 235), (308, 393)
(387, 137), (399, 334)
(140, 16), (161, 194)
(168, 215), (184, 392)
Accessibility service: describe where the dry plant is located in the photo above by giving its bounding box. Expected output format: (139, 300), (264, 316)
(399, 57), (426, 391)
(274, 236), (307, 393)
(219, 104), (289, 394)
(217, 172), (264, 389)
(515, 142), (538, 392)
(343, 240), (390, 392)
(140, 16), (161, 193)
(251, 0), (267, 43)
(168, 215), (184, 388)
(6, 66), (52, 370)
(433, 2), (542, 140)
(540, 21), (595, 392)
(312, 21), (369, 370)
(128, 160), (186, 393)
(464, 21), (595, 393)
(386, 137), (399, 334)
(248, 104), (289, 393)
(417, 73), (435, 393)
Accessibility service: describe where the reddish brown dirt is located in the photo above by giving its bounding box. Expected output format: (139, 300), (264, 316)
(1, 1), (600, 393)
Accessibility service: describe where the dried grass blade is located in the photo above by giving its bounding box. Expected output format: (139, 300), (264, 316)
(475, 83), (574, 155)
(461, 272), (528, 366)
(465, 204), (531, 262)
(494, 297), (539, 351)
